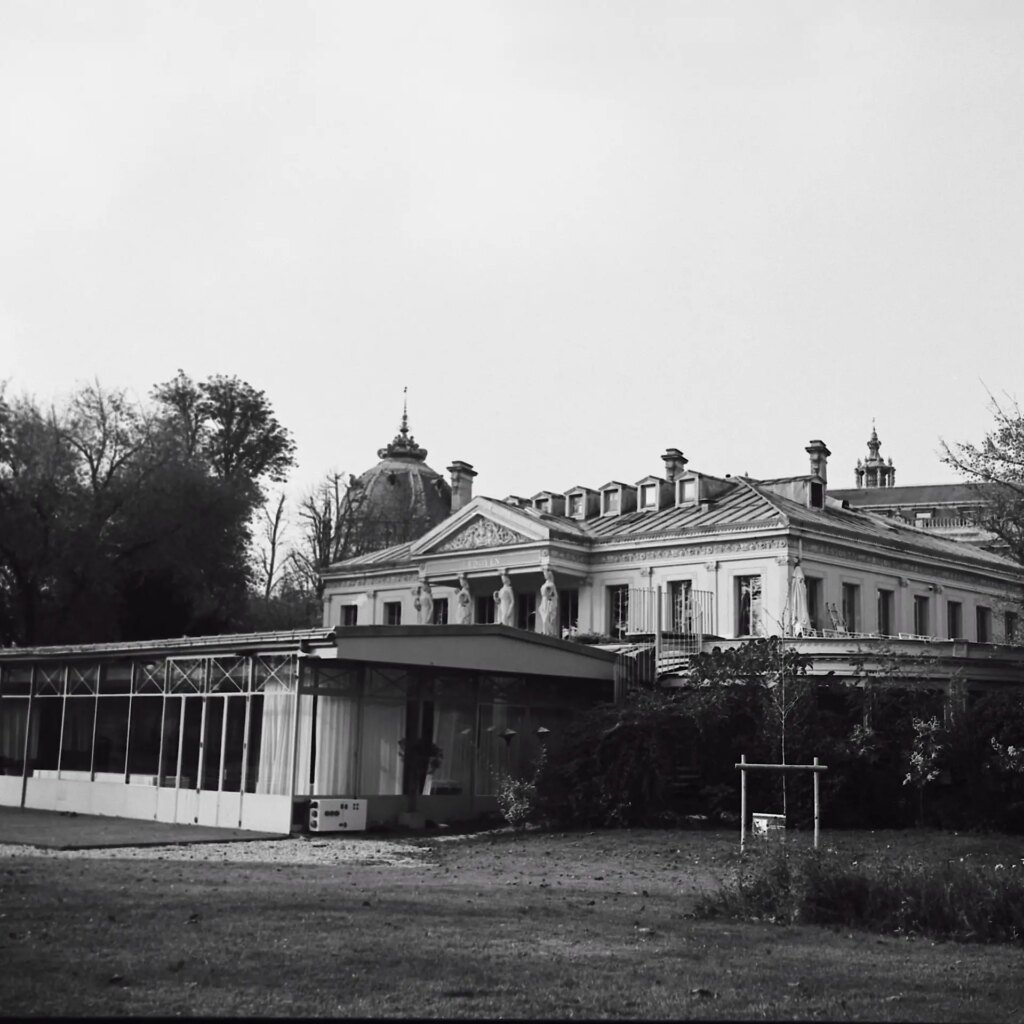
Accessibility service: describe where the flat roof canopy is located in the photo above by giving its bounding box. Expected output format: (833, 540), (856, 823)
(320, 625), (618, 680)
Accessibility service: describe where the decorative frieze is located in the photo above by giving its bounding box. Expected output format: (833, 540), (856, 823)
(334, 572), (418, 590)
(593, 537), (788, 565)
(436, 517), (531, 552)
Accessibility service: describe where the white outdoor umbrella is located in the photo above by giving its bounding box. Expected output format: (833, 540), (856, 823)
(788, 562), (812, 636)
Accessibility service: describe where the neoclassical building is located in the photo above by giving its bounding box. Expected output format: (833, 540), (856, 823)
(323, 438), (1024, 658)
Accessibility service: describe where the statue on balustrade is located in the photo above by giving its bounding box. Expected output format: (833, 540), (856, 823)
(455, 574), (472, 625)
(535, 567), (559, 637)
(494, 571), (515, 627)
(413, 580), (434, 624)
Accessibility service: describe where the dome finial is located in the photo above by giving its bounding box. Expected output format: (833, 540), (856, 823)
(377, 387), (427, 460)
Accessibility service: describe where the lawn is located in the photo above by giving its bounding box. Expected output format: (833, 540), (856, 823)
(2, 827), (1022, 1019)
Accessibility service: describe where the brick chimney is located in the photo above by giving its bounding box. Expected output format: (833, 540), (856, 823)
(661, 448), (689, 483)
(805, 440), (831, 484)
(447, 460), (477, 512)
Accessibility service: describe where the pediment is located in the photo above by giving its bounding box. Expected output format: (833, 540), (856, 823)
(435, 516), (531, 552)
(411, 496), (551, 556)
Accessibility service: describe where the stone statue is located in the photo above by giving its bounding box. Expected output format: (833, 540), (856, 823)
(455, 573), (472, 625)
(494, 571), (515, 627)
(413, 580), (434, 624)
(535, 567), (559, 637)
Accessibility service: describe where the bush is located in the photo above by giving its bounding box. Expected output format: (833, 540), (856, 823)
(496, 773), (539, 829)
(696, 845), (1024, 944)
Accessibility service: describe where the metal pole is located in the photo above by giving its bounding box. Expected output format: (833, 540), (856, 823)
(813, 755), (820, 850)
(20, 666), (36, 809)
(740, 753), (747, 852)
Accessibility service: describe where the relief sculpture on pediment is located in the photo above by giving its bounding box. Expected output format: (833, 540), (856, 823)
(437, 517), (530, 552)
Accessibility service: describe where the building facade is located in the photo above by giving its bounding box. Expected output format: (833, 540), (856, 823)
(323, 439), (1024, 658)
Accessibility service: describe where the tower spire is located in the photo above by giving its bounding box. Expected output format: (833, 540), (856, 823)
(378, 387), (427, 460)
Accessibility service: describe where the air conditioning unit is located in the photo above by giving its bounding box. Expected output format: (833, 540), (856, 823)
(308, 798), (367, 833)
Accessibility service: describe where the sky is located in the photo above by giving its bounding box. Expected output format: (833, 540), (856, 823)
(3, 0), (1023, 504)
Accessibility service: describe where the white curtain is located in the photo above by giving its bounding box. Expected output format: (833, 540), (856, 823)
(358, 701), (404, 795)
(314, 696), (357, 794)
(256, 684), (313, 796)
(431, 705), (475, 794)
(0, 700), (33, 771)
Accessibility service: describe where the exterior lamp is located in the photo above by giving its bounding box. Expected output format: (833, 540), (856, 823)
(535, 726), (551, 744)
(500, 728), (517, 747)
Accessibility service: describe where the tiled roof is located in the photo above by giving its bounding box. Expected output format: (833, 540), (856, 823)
(743, 481), (1019, 573)
(325, 541), (414, 572)
(830, 483), (994, 507)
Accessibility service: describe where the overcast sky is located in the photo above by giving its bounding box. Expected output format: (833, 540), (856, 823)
(3, 1), (1023, 502)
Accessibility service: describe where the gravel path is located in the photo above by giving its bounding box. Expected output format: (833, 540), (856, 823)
(0, 836), (434, 865)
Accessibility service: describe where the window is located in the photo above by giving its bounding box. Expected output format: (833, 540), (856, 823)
(946, 601), (962, 639)
(432, 598), (449, 625)
(341, 605), (358, 627)
(475, 595), (495, 624)
(607, 585), (629, 639)
(669, 580), (693, 632)
(877, 589), (894, 635)
(736, 575), (762, 637)
(384, 601), (402, 626)
(809, 481), (824, 508)
(602, 490), (620, 515)
(678, 478), (697, 504)
(516, 592), (536, 631)
(1005, 611), (1019, 644)
(913, 595), (930, 637)
(534, 498), (549, 513)
(568, 493), (584, 517)
(806, 577), (823, 631)
(841, 583), (860, 633)
(559, 589), (579, 634)
(976, 605), (991, 643)
(639, 483), (658, 510)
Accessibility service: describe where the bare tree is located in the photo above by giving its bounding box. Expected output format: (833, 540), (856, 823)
(255, 491), (288, 602)
(942, 391), (1024, 565)
(289, 472), (367, 600)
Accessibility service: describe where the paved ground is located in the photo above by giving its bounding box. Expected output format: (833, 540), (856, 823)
(0, 806), (286, 849)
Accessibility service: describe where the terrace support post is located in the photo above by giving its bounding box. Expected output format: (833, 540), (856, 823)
(20, 665), (36, 809)
(740, 753), (747, 853)
(813, 756), (820, 850)
(654, 586), (663, 665)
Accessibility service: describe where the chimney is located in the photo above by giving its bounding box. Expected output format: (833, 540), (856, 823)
(447, 460), (477, 512)
(661, 448), (689, 484)
(805, 440), (831, 484)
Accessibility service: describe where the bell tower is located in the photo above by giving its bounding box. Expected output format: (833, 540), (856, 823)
(854, 422), (896, 488)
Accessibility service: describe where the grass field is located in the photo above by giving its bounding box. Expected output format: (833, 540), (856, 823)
(2, 827), (1023, 1019)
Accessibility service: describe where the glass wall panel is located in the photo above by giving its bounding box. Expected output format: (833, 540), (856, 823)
(126, 696), (163, 777)
(92, 696), (130, 773)
(221, 695), (247, 792)
(475, 703), (529, 795)
(255, 682), (299, 795)
(179, 696), (203, 789)
(0, 698), (31, 774)
(33, 698), (62, 771)
(60, 698), (95, 772)
(315, 696), (357, 793)
(359, 699), (404, 795)
(430, 701), (474, 796)
(159, 698), (184, 785)
(202, 697), (225, 790)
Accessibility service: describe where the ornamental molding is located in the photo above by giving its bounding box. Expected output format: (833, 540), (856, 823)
(333, 572), (418, 590)
(436, 516), (531, 552)
(801, 540), (1018, 593)
(593, 537), (788, 565)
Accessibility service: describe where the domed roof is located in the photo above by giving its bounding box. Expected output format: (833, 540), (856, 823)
(346, 401), (451, 554)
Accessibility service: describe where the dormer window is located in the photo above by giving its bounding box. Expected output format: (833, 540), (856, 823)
(534, 497), (549, 513)
(677, 476), (698, 504)
(639, 483), (658, 510)
(602, 489), (620, 514)
(809, 481), (824, 509)
(568, 493), (584, 517)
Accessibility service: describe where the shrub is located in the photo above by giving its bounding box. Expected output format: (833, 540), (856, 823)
(496, 773), (538, 829)
(696, 845), (1024, 944)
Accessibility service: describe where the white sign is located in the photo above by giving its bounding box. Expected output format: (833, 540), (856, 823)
(308, 798), (368, 832)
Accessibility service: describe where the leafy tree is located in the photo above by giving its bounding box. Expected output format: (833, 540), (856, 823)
(942, 393), (1024, 565)
(152, 370), (297, 495)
